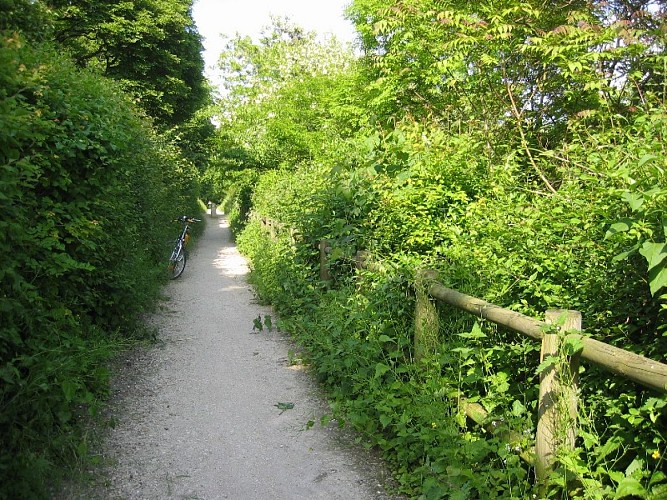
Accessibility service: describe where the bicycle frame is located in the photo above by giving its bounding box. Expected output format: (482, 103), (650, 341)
(168, 216), (200, 279)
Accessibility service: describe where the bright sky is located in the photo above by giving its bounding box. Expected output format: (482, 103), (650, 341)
(192, 0), (357, 83)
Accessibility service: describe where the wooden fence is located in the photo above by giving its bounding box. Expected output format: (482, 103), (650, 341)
(259, 218), (667, 491)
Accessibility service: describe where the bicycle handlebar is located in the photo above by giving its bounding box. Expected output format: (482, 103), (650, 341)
(173, 216), (201, 223)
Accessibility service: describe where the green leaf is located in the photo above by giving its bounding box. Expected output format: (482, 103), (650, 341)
(640, 242), (667, 271)
(605, 220), (633, 239)
(452, 346), (475, 358)
(563, 335), (584, 356)
(639, 242), (667, 295)
(274, 402), (295, 412)
(612, 242), (641, 262)
(374, 362), (391, 378)
(596, 437), (622, 463)
(638, 153), (658, 167)
(648, 266), (667, 296)
(649, 471), (667, 487)
(458, 322), (486, 339)
(511, 400), (526, 417)
(320, 414), (332, 427)
(536, 355), (559, 376)
(61, 380), (78, 402)
(621, 191), (644, 212)
(613, 477), (647, 499)
(379, 413), (392, 428)
(624, 458), (644, 478)
(328, 247), (345, 261)
(263, 315), (273, 331)
(252, 315), (263, 331)
(76, 440), (88, 458)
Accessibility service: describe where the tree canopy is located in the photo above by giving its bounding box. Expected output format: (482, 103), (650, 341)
(37, 0), (210, 128)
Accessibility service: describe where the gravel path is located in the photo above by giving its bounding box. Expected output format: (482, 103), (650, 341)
(65, 213), (398, 499)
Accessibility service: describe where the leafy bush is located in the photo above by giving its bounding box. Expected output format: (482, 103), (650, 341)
(218, 2), (667, 497)
(234, 105), (667, 496)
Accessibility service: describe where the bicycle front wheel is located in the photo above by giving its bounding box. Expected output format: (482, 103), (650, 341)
(168, 245), (187, 279)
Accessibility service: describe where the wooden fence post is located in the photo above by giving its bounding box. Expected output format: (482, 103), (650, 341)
(319, 240), (331, 282)
(536, 309), (582, 492)
(414, 270), (440, 362)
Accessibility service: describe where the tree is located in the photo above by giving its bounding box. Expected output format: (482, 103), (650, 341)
(212, 17), (361, 173)
(347, 0), (660, 192)
(44, 0), (209, 128)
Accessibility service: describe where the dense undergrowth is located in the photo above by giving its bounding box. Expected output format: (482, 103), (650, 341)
(235, 116), (667, 497)
(0, 33), (202, 498)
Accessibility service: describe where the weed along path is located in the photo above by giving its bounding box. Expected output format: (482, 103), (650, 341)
(68, 212), (397, 499)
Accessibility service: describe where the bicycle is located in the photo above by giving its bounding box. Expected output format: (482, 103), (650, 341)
(168, 216), (201, 279)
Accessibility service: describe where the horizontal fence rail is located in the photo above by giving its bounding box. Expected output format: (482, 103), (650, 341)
(423, 272), (667, 394)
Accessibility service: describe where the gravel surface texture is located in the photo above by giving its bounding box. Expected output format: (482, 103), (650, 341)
(60, 213), (400, 500)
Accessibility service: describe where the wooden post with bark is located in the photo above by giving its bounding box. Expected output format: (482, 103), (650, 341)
(536, 309), (582, 491)
(319, 240), (331, 282)
(414, 270), (440, 361)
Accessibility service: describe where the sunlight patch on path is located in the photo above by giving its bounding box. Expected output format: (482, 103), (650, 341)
(212, 216), (249, 277)
(213, 245), (249, 276)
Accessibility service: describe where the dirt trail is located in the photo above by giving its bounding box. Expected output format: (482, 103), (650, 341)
(65, 213), (398, 499)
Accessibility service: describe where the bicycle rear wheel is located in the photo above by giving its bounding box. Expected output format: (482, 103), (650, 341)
(168, 245), (187, 279)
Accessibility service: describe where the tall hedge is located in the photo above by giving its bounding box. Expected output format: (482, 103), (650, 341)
(0, 34), (200, 497)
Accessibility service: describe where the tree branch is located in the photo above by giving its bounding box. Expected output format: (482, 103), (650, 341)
(504, 78), (559, 195)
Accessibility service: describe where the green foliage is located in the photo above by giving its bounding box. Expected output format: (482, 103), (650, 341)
(222, 0), (667, 497)
(0, 34), (201, 497)
(0, 0), (52, 41)
(206, 18), (364, 210)
(600, 113), (667, 299)
(219, 169), (259, 234)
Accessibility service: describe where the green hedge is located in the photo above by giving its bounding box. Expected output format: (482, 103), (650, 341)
(0, 34), (200, 498)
